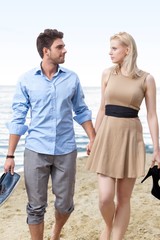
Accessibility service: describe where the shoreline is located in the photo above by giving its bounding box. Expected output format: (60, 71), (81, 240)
(1, 154), (160, 239)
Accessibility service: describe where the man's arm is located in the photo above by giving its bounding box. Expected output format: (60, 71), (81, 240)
(4, 79), (29, 174)
(4, 134), (21, 174)
(72, 77), (96, 154)
(81, 120), (96, 155)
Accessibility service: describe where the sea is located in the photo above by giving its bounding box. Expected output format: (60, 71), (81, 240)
(0, 85), (160, 173)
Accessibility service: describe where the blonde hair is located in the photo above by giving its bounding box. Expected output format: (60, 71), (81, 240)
(110, 32), (140, 78)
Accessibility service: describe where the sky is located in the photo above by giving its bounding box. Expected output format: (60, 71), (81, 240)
(0, 0), (160, 87)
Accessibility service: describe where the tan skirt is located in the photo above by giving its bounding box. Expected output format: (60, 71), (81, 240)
(86, 116), (145, 178)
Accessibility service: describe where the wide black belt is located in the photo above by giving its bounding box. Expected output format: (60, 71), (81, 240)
(105, 105), (138, 118)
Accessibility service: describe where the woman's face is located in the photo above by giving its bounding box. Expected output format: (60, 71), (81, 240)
(109, 39), (129, 64)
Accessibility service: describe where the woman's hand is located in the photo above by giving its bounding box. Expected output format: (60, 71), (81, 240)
(151, 150), (160, 168)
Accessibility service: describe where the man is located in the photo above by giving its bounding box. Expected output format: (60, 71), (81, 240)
(4, 29), (95, 240)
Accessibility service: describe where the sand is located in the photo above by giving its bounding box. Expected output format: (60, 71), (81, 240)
(1, 154), (160, 240)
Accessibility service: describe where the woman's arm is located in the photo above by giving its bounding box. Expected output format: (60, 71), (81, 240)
(95, 68), (111, 133)
(144, 74), (160, 167)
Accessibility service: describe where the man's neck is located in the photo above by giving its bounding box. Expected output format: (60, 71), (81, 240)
(41, 61), (58, 80)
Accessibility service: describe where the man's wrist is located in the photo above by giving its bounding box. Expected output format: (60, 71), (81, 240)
(6, 155), (15, 159)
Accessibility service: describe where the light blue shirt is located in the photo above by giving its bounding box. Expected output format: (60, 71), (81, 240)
(7, 65), (92, 155)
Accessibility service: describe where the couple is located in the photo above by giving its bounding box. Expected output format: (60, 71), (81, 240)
(4, 29), (160, 240)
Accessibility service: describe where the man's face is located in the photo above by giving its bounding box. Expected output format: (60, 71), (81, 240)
(45, 38), (67, 64)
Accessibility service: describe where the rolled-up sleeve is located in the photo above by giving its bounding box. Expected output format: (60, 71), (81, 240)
(7, 122), (28, 135)
(72, 79), (92, 125)
(73, 109), (92, 125)
(7, 79), (29, 135)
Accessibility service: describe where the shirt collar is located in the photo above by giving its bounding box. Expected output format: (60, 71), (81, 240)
(34, 63), (67, 76)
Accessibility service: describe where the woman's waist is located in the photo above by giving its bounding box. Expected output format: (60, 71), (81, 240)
(105, 104), (139, 118)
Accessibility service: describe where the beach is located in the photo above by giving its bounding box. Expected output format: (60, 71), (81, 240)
(1, 154), (160, 240)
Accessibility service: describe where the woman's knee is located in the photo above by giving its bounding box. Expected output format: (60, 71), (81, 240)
(98, 175), (115, 209)
(99, 193), (114, 210)
(116, 178), (136, 205)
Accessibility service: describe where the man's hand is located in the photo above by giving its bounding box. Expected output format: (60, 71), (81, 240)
(86, 140), (95, 155)
(4, 158), (15, 175)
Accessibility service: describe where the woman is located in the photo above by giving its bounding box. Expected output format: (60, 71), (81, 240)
(86, 32), (160, 240)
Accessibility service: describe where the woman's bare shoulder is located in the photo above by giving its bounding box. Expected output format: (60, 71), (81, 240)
(101, 66), (114, 84)
(145, 73), (155, 82)
(144, 73), (156, 93)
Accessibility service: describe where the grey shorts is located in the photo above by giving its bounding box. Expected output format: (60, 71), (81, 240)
(24, 148), (77, 224)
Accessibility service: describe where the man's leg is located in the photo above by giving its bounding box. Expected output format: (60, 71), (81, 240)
(24, 148), (50, 240)
(51, 211), (70, 240)
(29, 222), (44, 240)
(50, 150), (77, 240)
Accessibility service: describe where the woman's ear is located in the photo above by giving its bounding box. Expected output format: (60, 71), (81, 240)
(126, 47), (130, 55)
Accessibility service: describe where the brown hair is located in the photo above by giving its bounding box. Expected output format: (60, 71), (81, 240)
(36, 29), (64, 58)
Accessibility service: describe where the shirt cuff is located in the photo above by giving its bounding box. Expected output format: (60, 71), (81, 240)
(6, 122), (28, 135)
(73, 110), (92, 125)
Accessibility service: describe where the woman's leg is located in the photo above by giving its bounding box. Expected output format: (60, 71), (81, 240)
(98, 174), (116, 240)
(112, 178), (136, 240)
